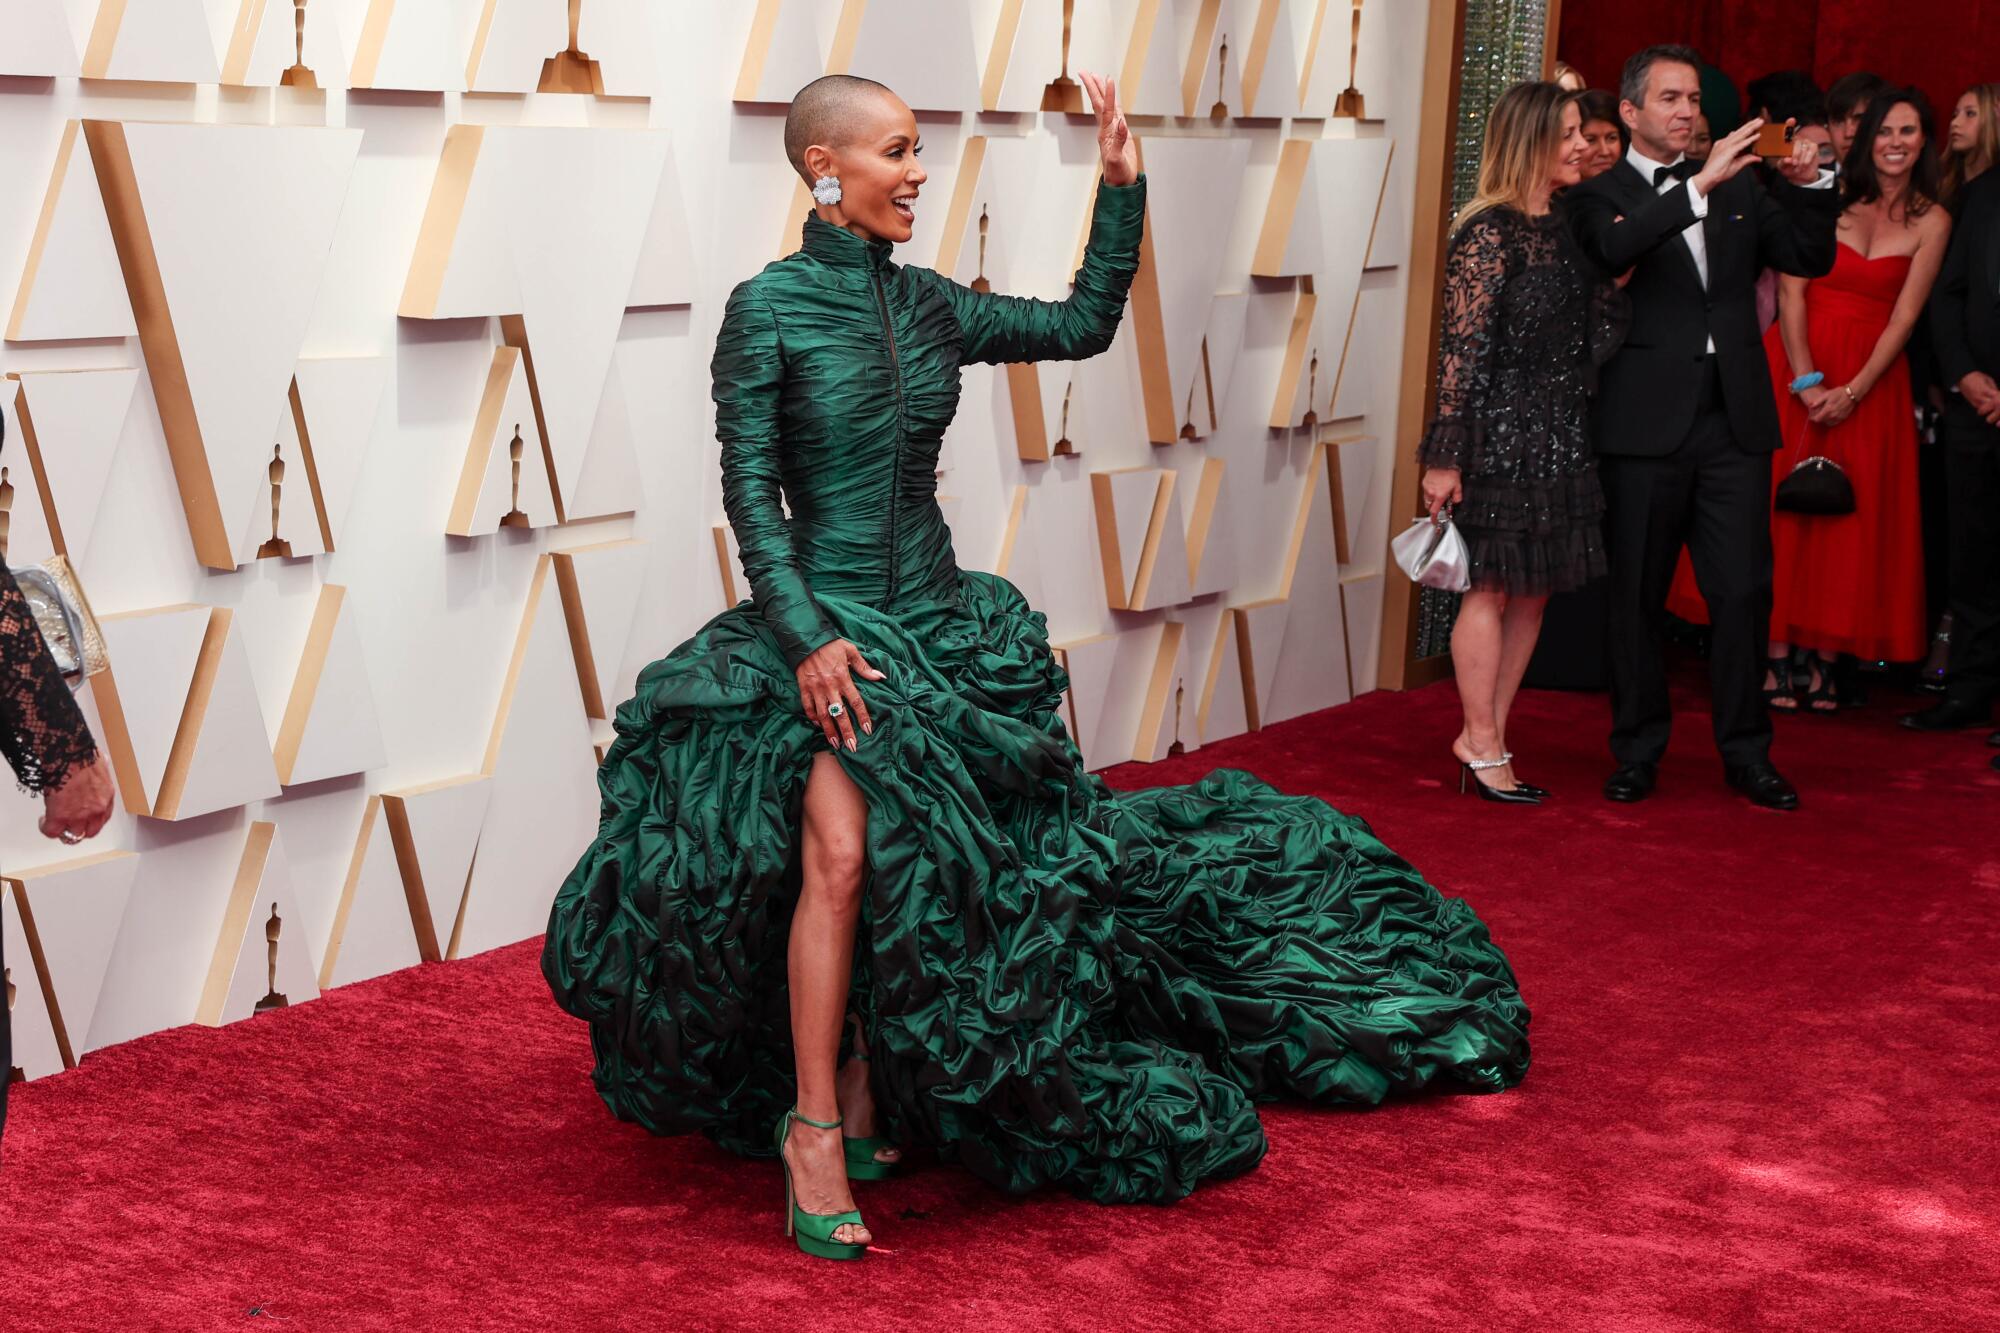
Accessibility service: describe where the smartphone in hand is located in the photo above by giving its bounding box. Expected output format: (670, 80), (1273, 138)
(1754, 121), (1795, 159)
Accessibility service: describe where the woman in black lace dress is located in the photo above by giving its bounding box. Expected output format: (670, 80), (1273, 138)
(0, 505), (116, 1142)
(1419, 82), (1626, 802)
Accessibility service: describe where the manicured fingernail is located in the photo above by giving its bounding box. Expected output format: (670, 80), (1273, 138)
(862, 723), (872, 734)
(846, 739), (856, 752)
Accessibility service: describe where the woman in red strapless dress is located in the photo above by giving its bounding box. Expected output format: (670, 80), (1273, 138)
(1667, 90), (1952, 710)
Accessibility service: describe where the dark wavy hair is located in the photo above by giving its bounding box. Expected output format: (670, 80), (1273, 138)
(1841, 87), (1941, 218)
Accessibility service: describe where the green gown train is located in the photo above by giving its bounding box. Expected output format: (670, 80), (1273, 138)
(542, 176), (1531, 1203)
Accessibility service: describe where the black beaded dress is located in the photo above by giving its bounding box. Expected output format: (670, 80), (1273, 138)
(1417, 205), (1626, 594)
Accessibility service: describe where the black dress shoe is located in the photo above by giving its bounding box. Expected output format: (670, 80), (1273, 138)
(1603, 762), (1656, 802)
(1725, 761), (1799, 810)
(1900, 698), (1993, 732)
(1988, 729), (2000, 748)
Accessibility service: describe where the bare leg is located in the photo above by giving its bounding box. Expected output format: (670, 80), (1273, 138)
(782, 753), (871, 1246)
(835, 1016), (901, 1165)
(1451, 590), (1521, 791)
(1492, 593), (1549, 760)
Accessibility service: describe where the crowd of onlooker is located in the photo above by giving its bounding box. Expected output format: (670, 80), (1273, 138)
(1562, 56), (2000, 769)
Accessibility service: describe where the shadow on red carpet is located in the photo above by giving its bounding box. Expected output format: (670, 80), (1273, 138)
(3, 677), (1996, 1330)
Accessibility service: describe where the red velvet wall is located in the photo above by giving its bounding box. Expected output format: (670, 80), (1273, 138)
(1557, 0), (2000, 125)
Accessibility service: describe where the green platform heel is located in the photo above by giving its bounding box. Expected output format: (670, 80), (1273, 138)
(777, 1107), (869, 1261)
(841, 1048), (903, 1181)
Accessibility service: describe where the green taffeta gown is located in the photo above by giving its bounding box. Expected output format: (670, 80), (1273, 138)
(543, 176), (1530, 1203)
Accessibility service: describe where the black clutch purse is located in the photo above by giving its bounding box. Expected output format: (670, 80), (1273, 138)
(1774, 455), (1855, 515)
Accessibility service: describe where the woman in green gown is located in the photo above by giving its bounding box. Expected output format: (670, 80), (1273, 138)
(543, 73), (1531, 1259)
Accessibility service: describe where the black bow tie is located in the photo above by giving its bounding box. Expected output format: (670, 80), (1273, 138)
(1652, 160), (1697, 187)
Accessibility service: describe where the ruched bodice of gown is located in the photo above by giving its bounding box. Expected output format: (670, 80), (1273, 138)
(714, 182), (1142, 663)
(543, 176), (1531, 1204)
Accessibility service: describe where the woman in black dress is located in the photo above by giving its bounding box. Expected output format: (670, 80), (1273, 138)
(1419, 82), (1626, 802)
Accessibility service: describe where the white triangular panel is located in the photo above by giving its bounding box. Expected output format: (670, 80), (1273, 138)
(170, 613), (284, 821)
(276, 586), (387, 787)
(320, 798), (422, 989)
(11, 368), (139, 564)
(1263, 448), (1352, 724)
(1138, 136), (1249, 440)
(459, 559), (598, 958)
(1235, 596), (1287, 728)
(221, 0), (351, 86)
(1236, 0), (1299, 118)
(1133, 479), (1193, 612)
(1054, 633), (1119, 770)
(1132, 618), (1193, 762)
(82, 0), (221, 83)
(349, 0), (463, 90)
(383, 774), (491, 962)
(1197, 607), (1250, 743)
(0, 395), (59, 569)
(117, 122), (361, 570)
(449, 345), (555, 536)
(401, 127), (518, 320)
(1094, 467), (1164, 610)
(1200, 294), (1250, 430)
(833, 0), (980, 112)
(292, 355), (387, 552)
(463, 0), (565, 92)
(1367, 140), (1409, 269)
(1116, 0), (1186, 116)
(555, 539), (648, 721)
(97, 605), (212, 814)
(197, 823), (321, 1027)
(3, 890), (63, 1080)
(0, 0), (78, 76)
(5, 853), (138, 1065)
(734, 0), (837, 103)
(1253, 138), (1328, 277)
(1177, 0), (1240, 118)
(502, 129), (670, 511)
(1299, 0), (1385, 118)
(8, 123), (136, 343)
(566, 357), (642, 521)
(978, 0), (1063, 112)
(1341, 572), (1383, 697)
(578, 0), (657, 97)
(627, 140), (695, 308)
(1186, 458), (1235, 597)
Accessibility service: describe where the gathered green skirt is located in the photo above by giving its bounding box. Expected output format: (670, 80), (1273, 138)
(542, 571), (1529, 1203)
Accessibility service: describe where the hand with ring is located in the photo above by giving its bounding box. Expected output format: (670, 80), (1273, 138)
(39, 752), (116, 847)
(796, 638), (886, 752)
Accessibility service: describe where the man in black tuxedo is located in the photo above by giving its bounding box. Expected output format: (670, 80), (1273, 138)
(1567, 45), (1839, 809)
(1906, 167), (2000, 761)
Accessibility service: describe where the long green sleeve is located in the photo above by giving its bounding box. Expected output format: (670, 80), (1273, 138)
(921, 174), (1147, 366)
(712, 282), (837, 670)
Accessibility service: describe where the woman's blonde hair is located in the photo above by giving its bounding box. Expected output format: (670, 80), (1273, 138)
(1942, 82), (2000, 208)
(1454, 81), (1578, 233)
(1552, 60), (1585, 92)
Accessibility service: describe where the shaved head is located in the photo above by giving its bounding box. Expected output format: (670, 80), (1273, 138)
(785, 74), (899, 181)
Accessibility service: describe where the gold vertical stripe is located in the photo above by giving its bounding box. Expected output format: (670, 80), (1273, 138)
(8, 120), (81, 341)
(223, 0), (271, 85)
(351, 0), (396, 88)
(982, 0), (1023, 110)
(195, 822), (275, 1026)
(1181, 0), (1223, 116)
(400, 124), (485, 318)
(273, 585), (345, 785)
(82, 0), (128, 79)
(734, 0), (786, 101)
(289, 377), (336, 552)
(151, 608), (233, 820)
(8, 882), (74, 1068)
(320, 796), (382, 988)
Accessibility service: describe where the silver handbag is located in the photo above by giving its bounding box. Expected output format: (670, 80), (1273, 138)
(12, 555), (107, 685)
(1391, 509), (1472, 593)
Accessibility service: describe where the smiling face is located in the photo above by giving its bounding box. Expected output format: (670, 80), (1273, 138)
(801, 88), (928, 244)
(1623, 59), (1701, 162)
(1950, 91), (1981, 154)
(1550, 102), (1587, 190)
(1872, 101), (1924, 183)
(1579, 116), (1623, 178)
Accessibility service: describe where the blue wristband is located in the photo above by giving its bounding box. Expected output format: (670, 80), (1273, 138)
(1789, 371), (1824, 394)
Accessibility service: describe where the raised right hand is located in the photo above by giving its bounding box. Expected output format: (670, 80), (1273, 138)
(1961, 371), (2000, 426)
(797, 638), (886, 752)
(1691, 118), (1766, 197)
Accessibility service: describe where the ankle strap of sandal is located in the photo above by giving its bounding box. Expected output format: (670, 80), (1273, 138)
(788, 1107), (844, 1131)
(1466, 756), (1510, 771)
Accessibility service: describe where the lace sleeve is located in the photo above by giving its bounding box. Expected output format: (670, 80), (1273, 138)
(0, 563), (99, 794)
(1417, 215), (1512, 470)
(1588, 276), (1630, 370)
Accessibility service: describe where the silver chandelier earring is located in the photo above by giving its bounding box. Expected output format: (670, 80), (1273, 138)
(811, 174), (843, 206)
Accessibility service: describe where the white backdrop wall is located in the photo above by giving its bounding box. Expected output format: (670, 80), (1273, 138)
(0, 0), (1429, 1081)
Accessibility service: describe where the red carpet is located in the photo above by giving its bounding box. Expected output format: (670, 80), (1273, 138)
(4, 676), (1997, 1330)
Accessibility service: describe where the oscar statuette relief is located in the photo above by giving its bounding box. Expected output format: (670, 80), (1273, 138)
(280, 0), (317, 89)
(257, 444), (293, 559)
(540, 0), (606, 95)
(1053, 379), (1077, 457)
(254, 903), (289, 1012)
(1334, 1), (1366, 119)
(1168, 679), (1186, 756)
(1210, 34), (1230, 122)
(500, 424), (531, 529)
(972, 205), (993, 294)
(1041, 0), (1085, 113)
